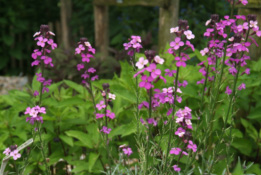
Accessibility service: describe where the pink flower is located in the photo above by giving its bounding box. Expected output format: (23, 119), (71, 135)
(100, 126), (111, 134)
(88, 67), (96, 73)
(175, 127), (186, 137)
(237, 22), (249, 32)
(3, 148), (11, 156)
(123, 147), (133, 156)
(184, 30), (195, 40)
(37, 36), (48, 47)
(225, 86), (232, 95)
(96, 101), (106, 110)
(187, 140), (197, 152)
(146, 63), (161, 79)
(33, 90), (39, 96)
(31, 60), (40, 67)
(175, 56), (187, 67)
(106, 110), (115, 119)
(170, 37), (184, 50)
(200, 48), (209, 56)
(10, 150), (21, 160)
(75, 44), (85, 54)
(186, 41), (195, 51)
(139, 75), (154, 89)
(239, 0), (248, 5)
(238, 83), (246, 90)
(165, 69), (176, 77)
(96, 113), (105, 119)
(170, 147), (182, 155)
(204, 28), (214, 37)
(136, 57), (148, 69)
(47, 39), (57, 50)
(31, 49), (42, 59)
(170, 27), (179, 33)
(154, 55), (164, 64)
(77, 64), (84, 71)
(147, 118), (157, 126)
(172, 165), (181, 172)
(91, 75), (99, 81)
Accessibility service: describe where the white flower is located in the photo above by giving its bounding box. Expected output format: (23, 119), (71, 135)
(49, 31), (55, 36)
(185, 119), (192, 126)
(176, 117), (184, 123)
(135, 57), (148, 69)
(170, 27), (179, 33)
(205, 19), (211, 26)
(200, 48), (209, 56)
(154, 55), (164, 64)
(33, 31), (41, 37)
(108, 93), (116, 100)
(84, 41), (91, 47)
(184, 30), (195, 40)
(250, 20), (258, 28)
(228, 37), (234, 42)
(162, 87), (173, 94)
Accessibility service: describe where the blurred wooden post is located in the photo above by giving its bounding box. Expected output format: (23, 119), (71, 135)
(93, 0), (179, 56)
(159, 0), (179, 53)
(238, 0), (261, 60)
(60, 0), (72, 50)
(94, 5), (109, 59)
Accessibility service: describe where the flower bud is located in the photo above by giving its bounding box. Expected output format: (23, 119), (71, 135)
(247, 14), (257, 22)
(144, 50), (156, 62)
(9, 145), (17, 151)
(40, 25), (49, 33)
(80, 37), (88, 43)
(211, 14), (219, 22)
(234, 34), (242, 43)
(178, 19), (188, 29)
(102, 83), (110, 90)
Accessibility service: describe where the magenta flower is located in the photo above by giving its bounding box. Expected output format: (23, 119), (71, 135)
(33, 90), (39, 96)
(175, 127), (186, 137)
(75, 44), (85, 54)
(238, 83), (246, 90)
(170, 147), (182, 155)
(139, 75), (154, 89)
(31, 60), (40, 67)
(96, 100), (106, 110)
(187, 140), (197, 152)
(88, 67), (96, 73)
(96, 113), (105, 119)
(172, 165), (181, 172)
(146, 63), (161, 79)
(147, 118), (157, 126)
(175, 56), (187, 67)
(122, 147), (133, 156)
(165, 69), (176, 77)
(10, 150), (21, 160)
(47, 39), (57, 50)
(239, 0), (248, 5)
(225, 86), (232, 95)
(77, 64), (84, 71)
(3, 147), (11, 156)
(106, 110), (115, 119)
(91, 75), (99, 81)
(170, 37), (184, 50)
(37, 36), (48, 47)
(100, 126), (111, 134)
(185, 41), (195, 51)
(31, 49), (42, 59)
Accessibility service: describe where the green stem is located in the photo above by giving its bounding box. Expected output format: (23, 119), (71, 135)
(145, 88), (152, 175)
(164, 66), (180, 173)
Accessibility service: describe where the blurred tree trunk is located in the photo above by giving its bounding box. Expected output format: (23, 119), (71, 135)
(60, 0), (72, 50)
(158, 0), (180, 53)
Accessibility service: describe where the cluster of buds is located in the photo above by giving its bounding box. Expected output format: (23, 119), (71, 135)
(123, 35), (143, 56)
(96, 83), (116, 134)
(169, 107), (197, 172)
(3, 145), (21, 160)
(227, 0), (248, 6)
(75, 38), (98, 84)
(24, 106), (46, 125)
(119, 144), (133, 157)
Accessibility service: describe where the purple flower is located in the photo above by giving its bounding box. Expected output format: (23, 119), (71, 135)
(100, 126), (111, 134)
(91, 75), (99, 81)
(170, 147), (182, 155)
(10, 150), (21, 160)
(170, 37), (184, 50)
(96, 113), (105, 119)
(175, 127), (186, 137)
(147, 118), (157, 126)
(139, 75), (154, 89)
(96, 101), (106, 110)
(75, 44), (85, 54)
(47, 39), (57, 50)
(33, 90), (39, 96)
(225, 86), (232, 95)
(106, 110), (115, 119)
(172, 165), (181, 172)
(187, 140), (197, 152)
(88, 67), (96, 73)
(3, 147), (11, 156)
(146, 63), (161, 79)
(175, 56), (187, 67)
(238, 83), (246, 90)
(77, 64), (84, 71)
(122, 147), (133, 156)
(37, 36), (48, 47)
(31, 49), (42, 59)
(165, 69), (176, 77)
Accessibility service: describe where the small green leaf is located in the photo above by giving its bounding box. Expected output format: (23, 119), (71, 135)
(88, 153), (99, 172)
(65, 130), (93, 148)
(59, 135), (74, 147)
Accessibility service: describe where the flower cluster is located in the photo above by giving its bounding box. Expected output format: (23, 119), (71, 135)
(75, 38), (98, 84)
(24, 105), (46, 124)
(134, 50), (166, 90)
(198, 14), (260, 92)
(96, 83), (116, 134)
(227, 0), (248, 6)
(119, 144), (133, 157)
(32, 25), (57, 96)
(169, 20), (195, 67)
(123, 35), (142, 56)
(3, 145), (21, 160)
(170, 107), (197, 172)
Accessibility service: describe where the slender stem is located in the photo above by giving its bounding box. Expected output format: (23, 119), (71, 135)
(145, 88), (152, 175)
(104, 98), (111, 175)
(164, 66), (180, 173)
(37, 123), (50, 175)
(89, 80), (97, 115)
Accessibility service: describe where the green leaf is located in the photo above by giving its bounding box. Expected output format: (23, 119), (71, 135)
(231, 138), (252, 156)
(88, 153), (99, 172)
(59, 135), (74, 147)
(64, 80), (85, 94)
(56, 97), (85, 107)
(65, 130), (93, 148)
(109, 122), (136, 138)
